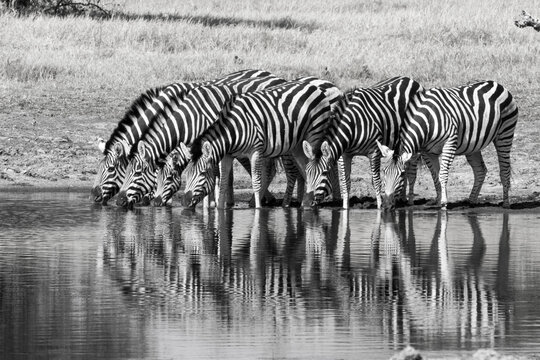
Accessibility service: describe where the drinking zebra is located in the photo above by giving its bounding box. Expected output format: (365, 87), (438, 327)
(182, 78), (342, 209)
(152, 146), (190, 207)
(91, 84), (195, 205)
(302, 76), (423, 209)
(116, 72), (287, 209)
(378, 80), (518, 209)
(92, 69), (268, 205)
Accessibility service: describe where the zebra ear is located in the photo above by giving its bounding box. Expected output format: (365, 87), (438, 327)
(376, 140), (393, 159)
(113, 142), (124, 157)
(401, 152), (413, 163)
(97, 138), (106, 154)
(321, 141), (331, 158)
(202, 142), (212, 159)
(303, 140), (314, 160)
(138, 141), (151, 161)
(179, 142), (191, 160)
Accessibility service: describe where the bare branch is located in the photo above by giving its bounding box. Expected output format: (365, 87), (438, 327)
(515, 10), (540, 32)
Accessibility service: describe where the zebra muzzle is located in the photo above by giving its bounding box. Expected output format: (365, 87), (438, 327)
(116, 191), (130, 208)
(182, 191), (198, 209)
(91, 186), (102, 203)
(153, 195), (163, 207)
(381, 194), (396, 211)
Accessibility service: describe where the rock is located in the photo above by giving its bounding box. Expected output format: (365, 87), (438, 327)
(389, 346), (423, 360)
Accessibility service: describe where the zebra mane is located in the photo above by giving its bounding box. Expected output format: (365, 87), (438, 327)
(322, 90), (354, 139)
(104, 86), (165, 152)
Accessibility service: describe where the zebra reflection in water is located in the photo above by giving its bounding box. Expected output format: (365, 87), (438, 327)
(99, 207), (511, 347)
(370, 211), (511, 348)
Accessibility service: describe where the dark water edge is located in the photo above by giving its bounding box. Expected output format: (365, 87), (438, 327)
(2, 185), (540, 211)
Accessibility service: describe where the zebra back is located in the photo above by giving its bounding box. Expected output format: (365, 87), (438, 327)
(399, 80), (518, 155)
(198, 79), (337, 160)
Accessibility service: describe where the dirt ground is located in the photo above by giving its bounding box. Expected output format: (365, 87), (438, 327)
(1, 84), (540, 211)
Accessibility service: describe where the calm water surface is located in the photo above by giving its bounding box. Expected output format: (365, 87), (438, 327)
(1, 191), (540, 359)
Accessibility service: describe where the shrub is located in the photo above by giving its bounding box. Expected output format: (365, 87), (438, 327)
(1, 0), (111, 17)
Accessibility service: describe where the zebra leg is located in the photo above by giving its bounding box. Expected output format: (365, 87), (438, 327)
(290, 149), (310, 207)
(217, 156), (234, 209)
(329, 165), (342, 203)
(422, 153), (442, 206)
(465, 152), (487, 205)
(238, 157), (276, 206)
(296, 173), (305, 205)
(338, 155), (352, 209)
(226, 166), (235, 208)
(368, 151), (382, 209)
(281, 155), (298, 207)
(403, 154), (420, 205)
(495, 145), (512, 208)
(438, 136), (458, 209)
(249, 151), (264, 209)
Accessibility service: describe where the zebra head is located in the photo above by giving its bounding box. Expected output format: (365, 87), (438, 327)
(92, 140), (129, 205)
(182, 141), (217, 209)
(153, 143), (191, 207)
(377, 141), (412, 210)
(303, 140), (334, 206)
(117, 142), (160, 209)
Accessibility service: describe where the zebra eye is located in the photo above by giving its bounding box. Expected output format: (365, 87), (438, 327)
(107, 166), (115, 172)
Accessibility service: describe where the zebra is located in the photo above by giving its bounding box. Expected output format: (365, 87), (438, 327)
(153, 77), (340, 208)
(152, 145), (191, 206)
(91, 84), (197, 205)
(182, 78), (342, 209)
(302, 76), (423, 209)
(116, 71), (287, 209)
(378, 80), (518, 209)
(92, 69), (266, 205)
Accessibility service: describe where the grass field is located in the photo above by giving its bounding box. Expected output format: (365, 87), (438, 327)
(0, 0), (539, 204)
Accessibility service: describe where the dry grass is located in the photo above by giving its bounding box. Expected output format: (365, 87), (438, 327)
(0, 0), (539, 200)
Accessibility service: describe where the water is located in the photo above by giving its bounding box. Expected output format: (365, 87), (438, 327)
(1, 191), (540, 359)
